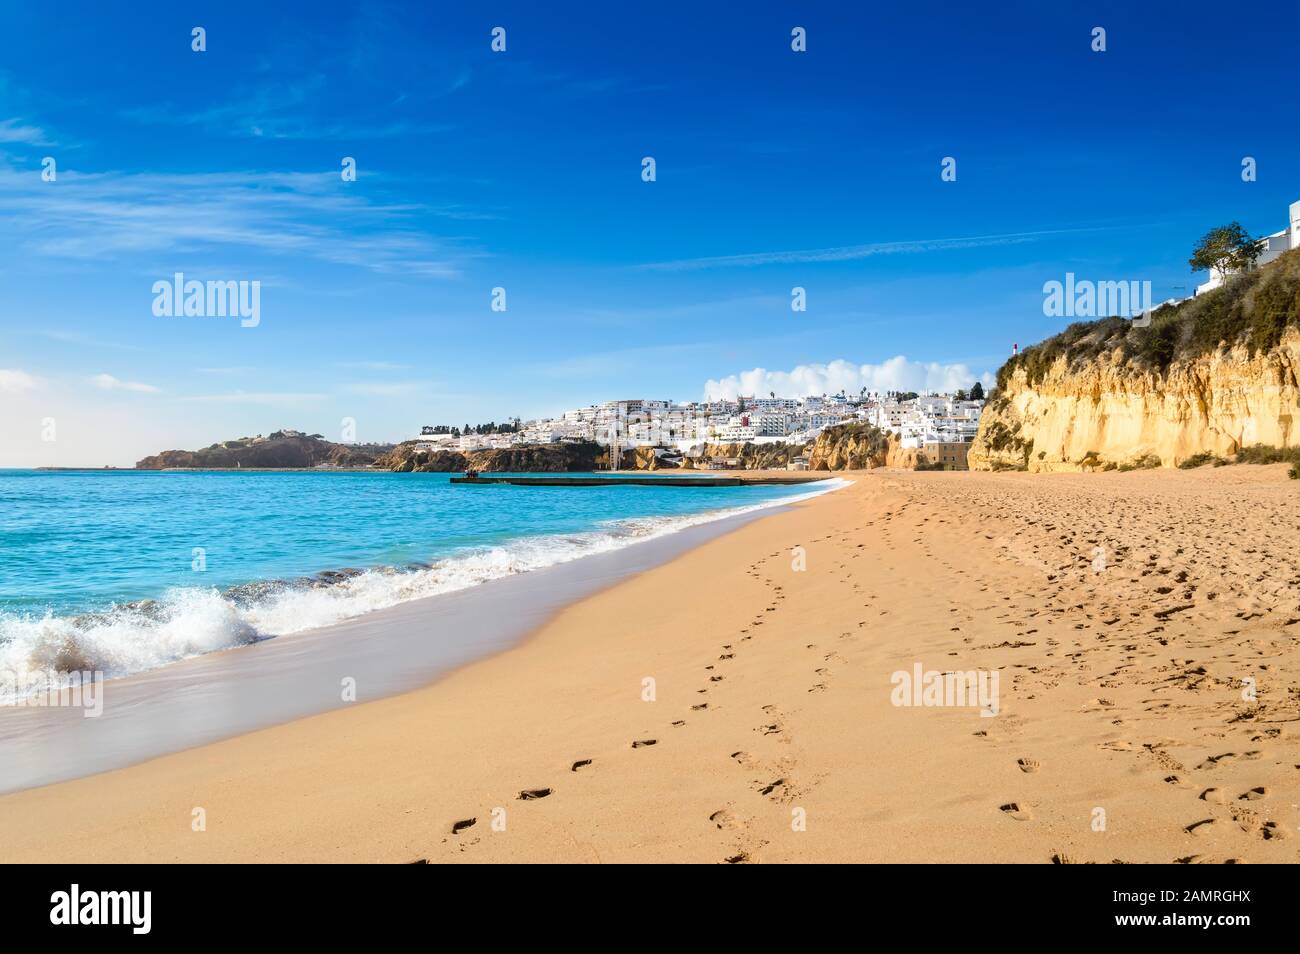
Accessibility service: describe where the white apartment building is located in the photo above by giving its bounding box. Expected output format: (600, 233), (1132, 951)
(716, 422), (758, 442)
(751, 412), (791, 437)
(871, 402), (906, 429)
(751, 398), (799, 412)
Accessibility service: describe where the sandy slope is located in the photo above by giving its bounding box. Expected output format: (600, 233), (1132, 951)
(1, 467), (1296, 863)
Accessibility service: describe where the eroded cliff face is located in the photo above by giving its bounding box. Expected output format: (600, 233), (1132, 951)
(970, 329), (1300, 472)
(677, 442), (806, 470)
(807, 423), (918, 470)
(378, 441), (603, 473)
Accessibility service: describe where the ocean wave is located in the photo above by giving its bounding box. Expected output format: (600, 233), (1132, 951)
(0, 479), (847, 701)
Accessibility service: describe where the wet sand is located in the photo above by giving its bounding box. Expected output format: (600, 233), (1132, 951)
(0, 497), (825, 793)
(0, 466), (1296, 863)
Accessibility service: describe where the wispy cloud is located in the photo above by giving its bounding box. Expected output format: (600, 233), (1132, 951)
(92, 373), (160, 393)
(0, 368), (40, 393)
(0, 117), (52, 146)
(39, 330), (145, 351)
(122, 90), (453, 140)
(639, 228), (1105, 272)
(0, 168), (472, 277)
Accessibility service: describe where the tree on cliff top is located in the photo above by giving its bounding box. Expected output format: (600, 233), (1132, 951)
(1189, 222), (1262, 282)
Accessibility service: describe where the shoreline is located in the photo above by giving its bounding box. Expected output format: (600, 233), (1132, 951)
(1, 466), (1296, 863)
(0, 477), (845, 793)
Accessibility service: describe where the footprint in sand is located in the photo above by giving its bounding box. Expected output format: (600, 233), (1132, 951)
(1184, 818), (1217, 835)
(517, 788), (552, 800)
(570, 759), (592, 772)
(632, 739), (658, 748)
(1197, 752), (1237, 769)
(1238, 786), (1268, 800)
(709, 809), (739, 829)
(999, 802), (1032, 821)
(758, 778), (791, 800)
(451, 817), (477, 835)
(1260, 821), (1287, 841)
(1017, 758), (1041, 773)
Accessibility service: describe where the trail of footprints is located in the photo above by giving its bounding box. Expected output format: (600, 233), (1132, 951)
(418, 536), (856, 862)
(424, 474), (1297, 863)
(919, 472), (1299, 864)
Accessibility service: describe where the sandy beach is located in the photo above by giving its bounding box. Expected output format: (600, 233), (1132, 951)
(1, 467), (1297, 864)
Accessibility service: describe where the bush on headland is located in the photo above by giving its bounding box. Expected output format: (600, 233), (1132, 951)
(995, 247), (1300, 391)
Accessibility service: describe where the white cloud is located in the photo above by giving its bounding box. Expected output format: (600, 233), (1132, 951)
(703, 357), (993, 400)
(0, 368), (39, 393)
(92, 373), (160, 393)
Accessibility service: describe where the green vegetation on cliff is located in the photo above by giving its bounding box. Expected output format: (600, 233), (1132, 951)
(996, 247), (1300, 391)
(137, 431), (393, 469)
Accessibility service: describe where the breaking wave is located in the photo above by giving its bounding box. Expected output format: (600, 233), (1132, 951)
(0, 479), (847, 701)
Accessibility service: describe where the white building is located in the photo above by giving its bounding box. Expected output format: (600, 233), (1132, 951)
(716, 421), (758, 442)
(1196, 199), (1300, 294)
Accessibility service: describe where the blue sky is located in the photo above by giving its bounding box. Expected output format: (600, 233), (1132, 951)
(2, 1), (1298, 465)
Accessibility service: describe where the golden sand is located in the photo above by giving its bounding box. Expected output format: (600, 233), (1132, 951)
(1, 467), (1296, 863)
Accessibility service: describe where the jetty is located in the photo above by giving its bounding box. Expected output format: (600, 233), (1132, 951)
(450, 475), (829, 488)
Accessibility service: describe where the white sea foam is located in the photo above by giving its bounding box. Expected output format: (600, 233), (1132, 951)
(0, 480), (847, 702)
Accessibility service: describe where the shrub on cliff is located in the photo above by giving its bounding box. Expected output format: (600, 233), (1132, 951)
(996, 247), (1300, 389)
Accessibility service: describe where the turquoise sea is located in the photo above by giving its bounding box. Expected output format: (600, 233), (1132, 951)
(0, 469), (837, 696)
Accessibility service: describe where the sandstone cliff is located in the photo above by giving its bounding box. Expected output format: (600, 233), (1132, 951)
(378, 440), (603, 473)
(807, 422), (919, 470)
(676, 442), (806, 470)
(971, 249), (1300, 472)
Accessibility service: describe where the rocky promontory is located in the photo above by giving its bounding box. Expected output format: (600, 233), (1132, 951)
(136, 431), (394, 469)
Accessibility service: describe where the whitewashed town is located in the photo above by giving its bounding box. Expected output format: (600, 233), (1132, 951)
(413, 386), (988, 470)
